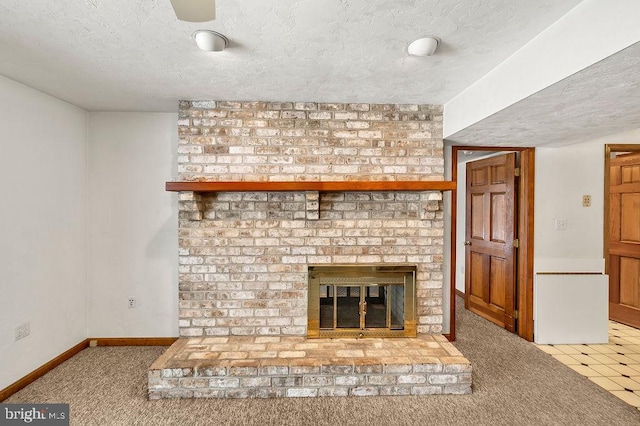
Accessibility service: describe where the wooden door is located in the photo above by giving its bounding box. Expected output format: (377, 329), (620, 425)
(609, 152), (640, 328)
(465, 153), (518, 331)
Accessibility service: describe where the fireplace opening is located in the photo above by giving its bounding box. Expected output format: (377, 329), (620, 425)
(307, 265), (417, 338)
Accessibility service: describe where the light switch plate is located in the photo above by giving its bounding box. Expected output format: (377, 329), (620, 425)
(555, 218), (568, 230)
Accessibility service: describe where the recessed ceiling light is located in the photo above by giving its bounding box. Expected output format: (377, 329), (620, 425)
(407, 36), (440, 56)
(193, 30), (229, 52)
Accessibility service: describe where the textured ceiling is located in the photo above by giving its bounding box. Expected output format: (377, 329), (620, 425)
(0, 0), (582, 112)
(446, 41), (640, 147)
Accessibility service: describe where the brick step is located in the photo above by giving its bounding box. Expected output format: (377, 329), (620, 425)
(148, 336), (472, 399)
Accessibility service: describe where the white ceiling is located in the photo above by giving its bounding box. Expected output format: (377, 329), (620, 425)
(0, 0), (581, 112)
(446, 40), (640, 147)
(2, 1), (639, 148)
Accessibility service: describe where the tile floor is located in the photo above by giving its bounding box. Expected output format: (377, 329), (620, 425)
(535, 321), (640, 411)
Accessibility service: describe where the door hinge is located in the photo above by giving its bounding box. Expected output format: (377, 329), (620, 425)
(513, 239), (520, 248)
(513, 310), (519, 319)
(514, 167), (521, 177)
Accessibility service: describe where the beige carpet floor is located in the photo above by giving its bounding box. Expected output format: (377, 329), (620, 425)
(5, 299), (640, 425)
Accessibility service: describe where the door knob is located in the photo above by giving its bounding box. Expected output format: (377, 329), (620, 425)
(464, 241), (471, 246)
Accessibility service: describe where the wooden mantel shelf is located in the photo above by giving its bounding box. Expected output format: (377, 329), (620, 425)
(166, 180), (456, 193)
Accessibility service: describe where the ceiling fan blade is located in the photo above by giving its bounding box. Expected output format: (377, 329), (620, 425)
(170, 0), (216, 22)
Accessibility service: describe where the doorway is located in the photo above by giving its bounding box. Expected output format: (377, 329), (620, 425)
(604, 144), (640, 329)
(450, 146), (535, 341)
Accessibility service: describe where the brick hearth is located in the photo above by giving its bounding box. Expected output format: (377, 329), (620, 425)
(149, 336), (471, 398)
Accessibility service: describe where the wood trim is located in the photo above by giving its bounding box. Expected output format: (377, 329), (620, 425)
(0, 337), (178, 402)
(609, 182), (640, 193)
(166, 180), (456, 193)
(90, 337), (178, 346)
(610, 302), (640, 329)
(449, 147), (459, 341)
(536, 272), (603, 275)
(517, 148), (535, 342)
(455, 289), (465, 299)
(0, 339), (90, 402)
(604, 145), (611, 276)
(609, 255), (621, 304)
(609, 241), (640, 257)
(606, 144), (640, 152)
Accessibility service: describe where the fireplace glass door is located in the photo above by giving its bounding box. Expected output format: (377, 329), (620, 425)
(320, 284), (401, 330)
(309, 265), (416, 338)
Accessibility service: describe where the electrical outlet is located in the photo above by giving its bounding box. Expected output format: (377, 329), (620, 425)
(582, 195), (591, 207)
(128, 297), (136, 309)
(15, 322), (30, 341)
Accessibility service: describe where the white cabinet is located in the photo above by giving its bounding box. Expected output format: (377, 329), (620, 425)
(534, 273), (609, 344)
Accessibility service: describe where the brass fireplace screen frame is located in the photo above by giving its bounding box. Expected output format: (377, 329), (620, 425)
(307, 265), (417, 338)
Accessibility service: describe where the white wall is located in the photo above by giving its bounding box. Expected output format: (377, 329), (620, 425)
(534, 127), (640, 268)
(87, 112), (178, 337)
(535, 143), (604, 262)
(445, 0), (640, 138)
(454, 160), (467, 294)
(0, 75), (88, 389)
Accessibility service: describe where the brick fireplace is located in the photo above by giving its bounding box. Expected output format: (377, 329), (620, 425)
(148, 100), (471, 398)
(175, 100), (446, 337)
